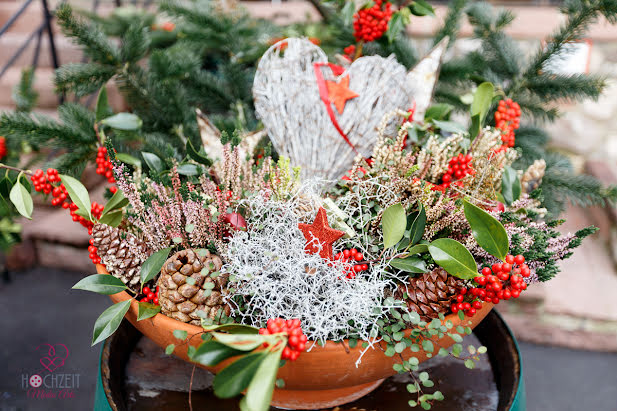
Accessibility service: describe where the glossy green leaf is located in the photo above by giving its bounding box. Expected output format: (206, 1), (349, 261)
(341, 0), (356, 25)
(98, 211), (123, 227)
(502, 166), (522, 205)
(212, 332), (268, 351)
(213, 352), (267, 398)
(9, 178), (32, 219)
(142, 152), (163, 173)
(92, 300), (131, 345)
(0, 177), (13, 198)
(386, 11), (405, 43)
(115, 153), (142, 168)
(140, 247), (172, 287)
(240, 349), (283, 411)
(470, 82), (494, 124)
(192, 340), (243, 366)
(187, 139), (213, 166)
(468, 113), (481, 139)
(390, 256), (427, 273)
(409, 204), (426, 245)
(165, 344), (175, 355)
(60, 174), (92, 220)
(425, 104), (452, 121)
(137, 302), (161, 321)
(201, 323), (259, 334)
(428, 238), (478, 280)
(410, 0), (435, 16)
(382, 203), (407, 249)
(101, 112), (142, 130)
(432, 120), (466, 134)
(102, 190), (128, 216)
(463, 200), (509, 261)
(173, 329), (188, 340)
(73, 274), (128, 295)
(95, 86), (113, 122)
(177, 163), (200, 176)
(407, 243), (429, 255)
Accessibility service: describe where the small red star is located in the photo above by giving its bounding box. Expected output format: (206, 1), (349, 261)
(326, 75), (359, 114)
(298, 207), (345, 260)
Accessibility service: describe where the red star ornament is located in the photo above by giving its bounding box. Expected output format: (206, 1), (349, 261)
(298, 207), (345, 260)
(326, 75), (359, 114)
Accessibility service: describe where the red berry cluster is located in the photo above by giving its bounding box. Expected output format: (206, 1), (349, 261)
(140, 286), (160, 305)
(259, 318), (307, 361)
(31, 168), (104, 239)
(451, 254), (529, 317)
(95, 147), (116, 184)
(343, 45), (357, 61)
(432, 153), (475, 192)
(353, 0), (393, 42)
(494, 99), (521, 149)
(0, 136), (7, 160)
(334, 248), (368, 279)
(88, 238), (101, 265)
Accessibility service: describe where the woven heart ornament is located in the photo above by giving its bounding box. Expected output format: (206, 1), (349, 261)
(253, 38), (413, 181)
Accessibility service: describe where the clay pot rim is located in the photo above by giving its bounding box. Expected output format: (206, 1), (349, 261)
(97, 264), (493, 350)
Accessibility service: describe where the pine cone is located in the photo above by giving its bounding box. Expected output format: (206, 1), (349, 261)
(157, 249), (231, 325)
(396, 267), (463, 322)
(92, 223), (151, 293)
(521, 159), (546, 194)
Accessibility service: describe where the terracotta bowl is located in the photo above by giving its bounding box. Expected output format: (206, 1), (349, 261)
(97, 264), (493, 409)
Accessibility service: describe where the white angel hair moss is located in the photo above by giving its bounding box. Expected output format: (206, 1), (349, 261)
(223, 189), (399, 354)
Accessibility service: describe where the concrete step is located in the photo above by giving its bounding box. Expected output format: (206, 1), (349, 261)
(0, 67), (128, 110)
(0, 32), (82, 69)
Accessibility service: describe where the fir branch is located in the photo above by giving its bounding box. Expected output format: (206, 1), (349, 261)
(0, 111), (92, 147)
(55, 3), (121, 66)
(120, 24), (151, 63)
(54, 63), (117, 97)
(12, 67), (38, 113)
(433, 0), (468, 47)
(57, 103), (97, 143)
(523, 73), (606, 102)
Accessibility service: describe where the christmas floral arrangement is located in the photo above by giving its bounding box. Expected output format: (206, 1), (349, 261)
(1, 37), (595, 410)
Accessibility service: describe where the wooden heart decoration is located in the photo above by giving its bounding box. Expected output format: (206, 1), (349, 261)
(253, 38), (414, 181)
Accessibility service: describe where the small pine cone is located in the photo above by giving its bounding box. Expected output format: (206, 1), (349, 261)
(521, 159), (546, 193)
(92, 223), (151, 294)
(157, 249), (231, 326)
(396, 267), (464, 322)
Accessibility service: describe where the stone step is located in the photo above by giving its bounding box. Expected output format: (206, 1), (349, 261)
(0, 32), (82, 69)
(0, 67), (128, 110)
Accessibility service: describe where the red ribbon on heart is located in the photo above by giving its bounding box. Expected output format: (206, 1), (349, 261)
(313, 62), (359, 154)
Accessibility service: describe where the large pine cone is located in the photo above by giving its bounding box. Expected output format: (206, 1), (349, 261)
(396, 267), (463, 321)
(158, 249), (231, 325)
(92, 223), (151, 293)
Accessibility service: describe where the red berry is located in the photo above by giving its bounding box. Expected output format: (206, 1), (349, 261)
(505, 255), (515, 264)
(482, 267), (491, 276)
(514, 254), (525, 265)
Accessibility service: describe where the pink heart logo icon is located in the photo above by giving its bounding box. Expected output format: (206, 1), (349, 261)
(37, 343), (69, 373)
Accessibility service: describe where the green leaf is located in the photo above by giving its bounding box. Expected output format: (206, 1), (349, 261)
(240, 349), (283, 411)
(385, 345), (396, 357)
(173, 329), (188, 340)
(382, 203), (407, 249)
(425, 104), (452, 121)
(101, 112), (142, 130)
(469, 113), (481, 139)
(201, 323), (259, 334)
(463, 200), (509, 261)
(432, 120), (467, 134)
(140, 247), (172, 288)
(390, 256), (427, 273)
(102, 190), (128, 216)
(502, 166), (522, 205)
(464, 359), (475, 369)
(470, 82), (495, 124)
(9, 178), (33, 219)
(98, 211), (123, 227)
(407, 243), (429, 255)
(115, 153), (142, 168)
(422, 340), (434, 353)
(192, 340), (243, 366)
(394, 342), (406, 353)
(177, 164), (200, 176)
(60, 174), (91, 220)
(187, 139), (213, 166)
(433, 391), (444, 401)
(386, 11), (405, 43)
(0, 177), (13, 198)
(137, 302), (160, 321)
(409, 204), (426, 245)
(212, 332), (267, 351)
(92, 300), (131, 345)
(419, 371), (429, 381)
(410, 0), (435, 16)
(478, 346), (487, 354)
(213, 352), (267, 398)
(72, 274), (127, 295)
(95, 86), (113, 122)
(142, 152), (163, 173)
(165, 344), (175, 355)
(428, 238), (478, 280)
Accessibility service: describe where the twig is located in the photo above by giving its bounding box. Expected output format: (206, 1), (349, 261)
(188, 364), (196, 411)
(0, 164), (34, 177)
